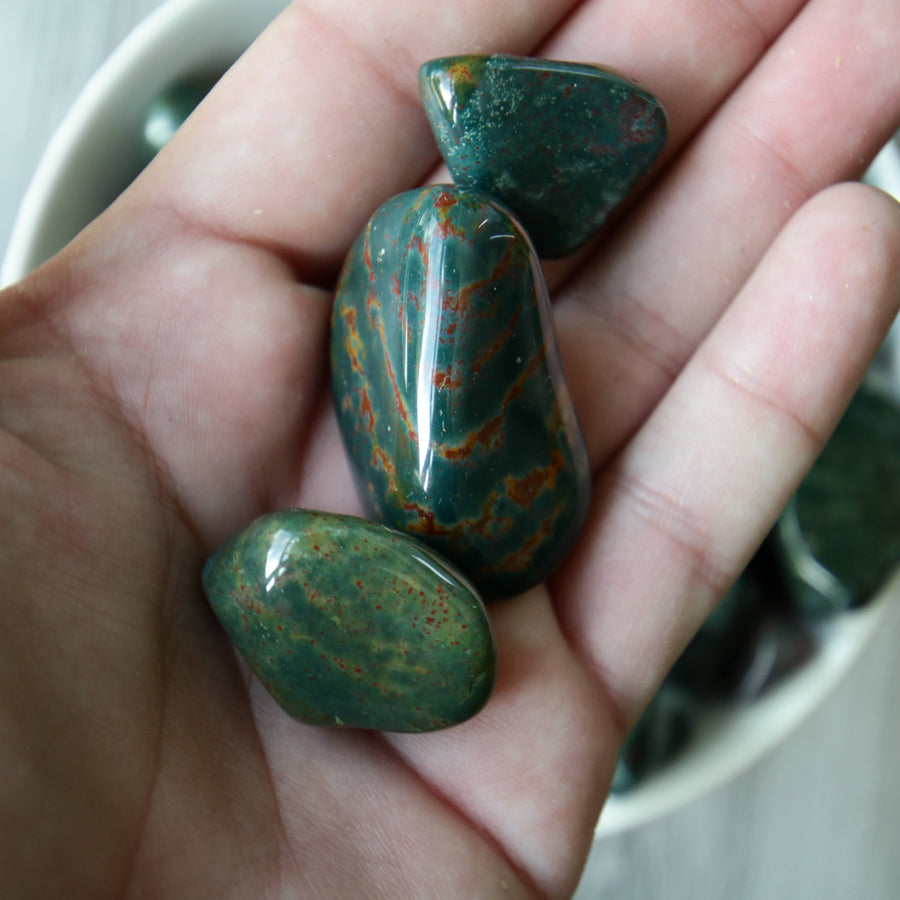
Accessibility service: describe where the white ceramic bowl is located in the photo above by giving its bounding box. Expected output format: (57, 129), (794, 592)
(3, 0), (899, 839)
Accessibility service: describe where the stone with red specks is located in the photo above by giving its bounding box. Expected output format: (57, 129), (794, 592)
(202, 509), (496, 732)
(330, 185), (590, 599)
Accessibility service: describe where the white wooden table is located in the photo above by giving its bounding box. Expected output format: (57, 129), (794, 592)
(3, 2), (899, 896)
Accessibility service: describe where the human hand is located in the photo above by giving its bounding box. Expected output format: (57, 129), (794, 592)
(1, 1), (899, 897)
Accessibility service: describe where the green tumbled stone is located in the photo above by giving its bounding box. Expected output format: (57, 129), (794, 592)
(330, 185), (591, 599)
(775, 384), (900, 615)
(419, 55), (668, 258)
(611, 683), (694, 794)
(141, 72), (219, 163)
(202, 510), (496, 732)
(735, 616), (815, 700)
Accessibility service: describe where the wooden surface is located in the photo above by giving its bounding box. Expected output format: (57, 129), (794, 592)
(2, 1), (899, 897)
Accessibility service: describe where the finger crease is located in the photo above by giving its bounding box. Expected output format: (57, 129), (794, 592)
(727, 115), (817, 204)
(702, 351), (827, 451)
(569, 282), (694, 385)
(608, 461), (737, 606)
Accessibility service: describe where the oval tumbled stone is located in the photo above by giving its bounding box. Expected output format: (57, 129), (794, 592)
(775, 384), (900, 614)
(202, 510), (496, 732)
(330, 185), (591, 599)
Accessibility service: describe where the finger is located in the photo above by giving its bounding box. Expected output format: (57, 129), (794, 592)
(422, 0), (811, 203)
(553, 0), (900, 467)
(553, 183), (900, 724)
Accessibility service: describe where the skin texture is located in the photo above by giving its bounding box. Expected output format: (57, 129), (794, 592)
(1, 0), (899, 897)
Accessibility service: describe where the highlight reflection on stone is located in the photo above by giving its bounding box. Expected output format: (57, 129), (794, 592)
(330, 185), (590, 599)
(202, 510), (496, 732)
(419, 55), (668, 258)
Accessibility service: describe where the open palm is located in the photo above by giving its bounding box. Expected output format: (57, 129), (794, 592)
(2, 0), (900, 896)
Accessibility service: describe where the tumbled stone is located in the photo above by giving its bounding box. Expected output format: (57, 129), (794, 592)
(671, 535), (817, 700)
(141, 72), (219, 163)
(775, 384), (900, 614)
(611, 683), (694, 794)
(330, 185), (591, 599)
(202, 510), (496, 732)
(419, 55), (668, 258)
(733, 616), (816, 700)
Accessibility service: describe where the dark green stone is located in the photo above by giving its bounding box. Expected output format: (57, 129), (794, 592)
(419, 55), (668, 258)
(669, 549), (773, 700)
(201, 510), (496, 732)
(734, 616), (816, 699)
(670, 537), (815, 700)
(775, 384), (900, 614)
(330, 185), (591, 599)
(141, 73), (219, 163)
(611, 684), (694, 794)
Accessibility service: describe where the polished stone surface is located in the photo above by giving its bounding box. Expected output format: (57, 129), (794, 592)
(202, 509), (496, 732)
(419, 54), (668, 258)
(141, 72), (219, 162)
(776, 384), (900, 614)
(330, 185), (591, 598)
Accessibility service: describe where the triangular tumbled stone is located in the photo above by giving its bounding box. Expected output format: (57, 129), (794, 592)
(420, 55), (668, 258)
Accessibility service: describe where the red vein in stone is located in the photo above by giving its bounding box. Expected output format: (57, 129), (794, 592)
(504, 449), (565, 507)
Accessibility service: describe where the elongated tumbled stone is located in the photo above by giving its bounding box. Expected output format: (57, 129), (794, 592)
(775, 384), (900, 614)
(419, 55), (668, 258)
(202, 510), (496, 732)
(331, 185), (591, 599)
